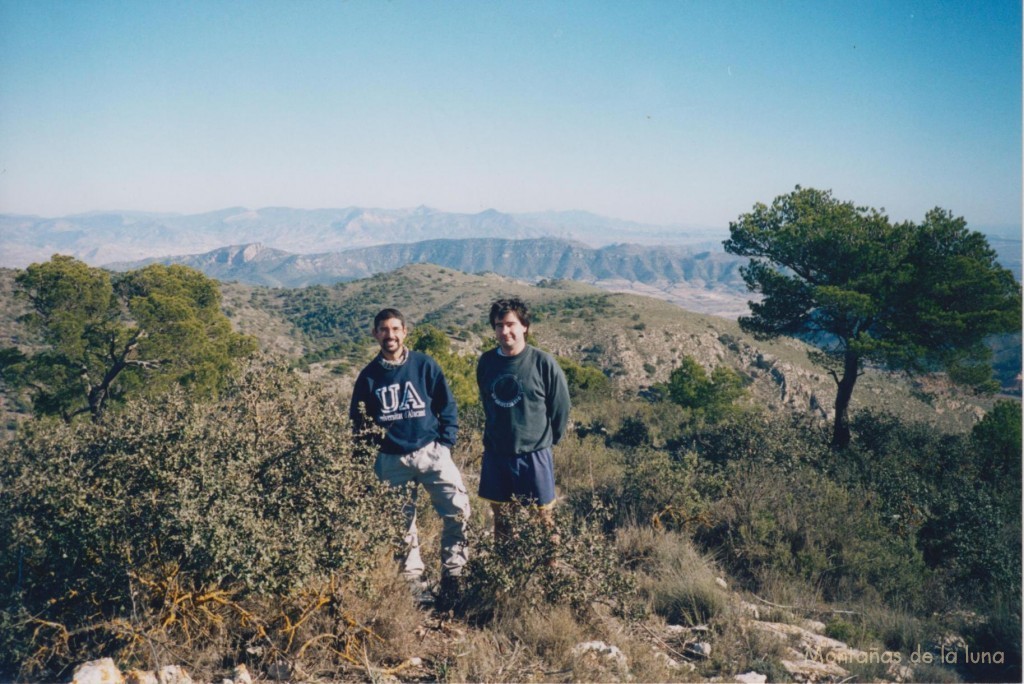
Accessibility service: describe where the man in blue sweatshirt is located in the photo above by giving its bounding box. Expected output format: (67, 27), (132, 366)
(350, 308), (469, 609)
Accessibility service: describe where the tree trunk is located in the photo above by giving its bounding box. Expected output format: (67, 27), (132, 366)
(88, 355), (128, 422)
(831, 350), (860, 449)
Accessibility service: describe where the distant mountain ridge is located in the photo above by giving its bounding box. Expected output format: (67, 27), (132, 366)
(108, 237), (749, 291)
(5, 205), (1017, 319)
(0, 206), (728, 269)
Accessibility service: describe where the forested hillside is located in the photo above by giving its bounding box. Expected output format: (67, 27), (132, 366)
(0, 260), (1019, 683)
(213, 264), (1004, 429)
(0, 261), (1012, 440)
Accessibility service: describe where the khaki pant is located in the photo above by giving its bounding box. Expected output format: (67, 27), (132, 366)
(374, 441), (470, 579)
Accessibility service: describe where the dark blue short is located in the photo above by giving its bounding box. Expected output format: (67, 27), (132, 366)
(478, 447), (556, 507)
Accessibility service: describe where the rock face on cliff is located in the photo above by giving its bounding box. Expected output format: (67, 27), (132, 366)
(529, 290), (965, 430)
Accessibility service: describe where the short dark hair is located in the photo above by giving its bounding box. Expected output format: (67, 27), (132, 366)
(489, 297), (531, 330)
(373, 308), (406, 331)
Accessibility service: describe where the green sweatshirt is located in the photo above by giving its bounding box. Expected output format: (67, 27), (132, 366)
(476, 345), (571, 457)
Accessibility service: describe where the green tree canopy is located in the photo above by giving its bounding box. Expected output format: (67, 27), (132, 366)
(556, 355), (610, 400)
(663, 356), (745, 420)
(724, 186), (1021, 448)
(970, 400), (1022, 484)
(407, 323), (451, 356)
(407, 323), (478, 409)
(2, 256), (256, 422)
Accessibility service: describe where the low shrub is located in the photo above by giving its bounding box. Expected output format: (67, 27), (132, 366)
(552, 430), (625, 502)
(460, 498), (638, 625)
(845, 408), (1022, 613)
(0, 358), (406, 681)
(658, 356), (748, 422)
(688, 415), (929, 607)
(702, 458), (929, 606)
(617, 446), (708, 532)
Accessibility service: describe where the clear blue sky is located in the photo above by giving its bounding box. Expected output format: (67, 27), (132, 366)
(1, 0), (1020, 231)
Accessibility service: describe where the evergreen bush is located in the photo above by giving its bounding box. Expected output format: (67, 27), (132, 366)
(845, 408), (1022, 611)
(689, 415), (929, 606)
(0, 358), (405, 680)
(460, 499), (637, 625)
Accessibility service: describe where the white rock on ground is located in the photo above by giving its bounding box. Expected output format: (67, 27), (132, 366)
(232, 664), (253, 684)
(747, 618), (905, 682)
(157, 665), (192, 684)
(72, 661), (199, 684)
(652, 650), (681, 670)
(685, 641), (712, 659)
(888, 663), (915, 682)
(801, 619), (827, 633)
(780, 654), (849, 681)
(71, 659), (124, 684)
(572, 640), (629, 672)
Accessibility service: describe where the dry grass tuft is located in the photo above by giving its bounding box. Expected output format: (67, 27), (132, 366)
(554, 430), (626, 497)
(516, 605), (589, 668)
(620, 526), (730, 627)
(444, 626), (539, 683)
(358, 571), (432, 665)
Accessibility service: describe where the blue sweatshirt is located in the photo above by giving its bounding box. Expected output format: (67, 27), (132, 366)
(350, 350), (458, 454)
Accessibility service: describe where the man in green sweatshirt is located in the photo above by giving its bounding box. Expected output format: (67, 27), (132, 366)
(476, 297), (571, 537)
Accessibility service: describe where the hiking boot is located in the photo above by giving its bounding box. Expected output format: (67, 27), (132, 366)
(435, 574), (463, 613)
(406, 578), (434, 607)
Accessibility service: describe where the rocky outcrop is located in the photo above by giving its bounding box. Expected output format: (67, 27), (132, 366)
(746, 616), (908, 682)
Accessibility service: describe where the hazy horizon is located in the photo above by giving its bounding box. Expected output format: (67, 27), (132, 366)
(1, 1), (1020, 232)
(1, 205), (1019, 242)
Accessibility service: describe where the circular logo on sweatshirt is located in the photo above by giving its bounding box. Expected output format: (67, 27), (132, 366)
(490, 374), (524, 408)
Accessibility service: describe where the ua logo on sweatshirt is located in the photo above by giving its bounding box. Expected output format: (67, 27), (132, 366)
(376, 382), (427, 420)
